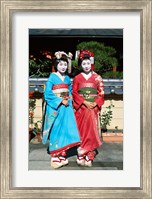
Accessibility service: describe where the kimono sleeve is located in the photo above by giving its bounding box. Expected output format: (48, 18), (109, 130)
(95, 75), (104, 108)
(67, 76), (72, 97)
(66, 76), (73, 106)
(72, 75), (84, 110)
(44, 75), (62, 109)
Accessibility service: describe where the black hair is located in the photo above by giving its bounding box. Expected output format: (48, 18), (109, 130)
(78, 54), (91, 67)
(53, 54), (68, 71)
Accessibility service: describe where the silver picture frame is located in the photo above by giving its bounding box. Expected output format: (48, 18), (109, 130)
(0, 0), (151, 198)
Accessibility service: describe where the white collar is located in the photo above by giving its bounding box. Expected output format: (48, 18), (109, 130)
(81, 72), (92, 80)
(56, 71), (65, 81)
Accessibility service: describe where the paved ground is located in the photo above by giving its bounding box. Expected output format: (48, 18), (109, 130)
(29, 138), (123, 170)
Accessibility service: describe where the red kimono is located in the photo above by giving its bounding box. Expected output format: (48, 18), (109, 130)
(72, 72), (104, 158)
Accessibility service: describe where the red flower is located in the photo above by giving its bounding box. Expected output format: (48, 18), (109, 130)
(29, 92), (34, 98)
(46, 55), (52, 59)
(29, 112), (34, 117)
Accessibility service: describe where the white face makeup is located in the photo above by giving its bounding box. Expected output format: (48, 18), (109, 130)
(57, 60), (68, 74)
(81, 59), (91, 73)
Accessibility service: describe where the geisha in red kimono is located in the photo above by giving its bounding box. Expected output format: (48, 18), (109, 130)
(72, 50), (104, 167)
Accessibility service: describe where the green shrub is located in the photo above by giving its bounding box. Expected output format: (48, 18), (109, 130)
(102, 71), (123, 79)
(100, 102), (115, 131)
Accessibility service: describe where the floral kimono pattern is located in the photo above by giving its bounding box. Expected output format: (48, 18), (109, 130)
(72, 72), (104, 157)
(42, 73), (80, 157)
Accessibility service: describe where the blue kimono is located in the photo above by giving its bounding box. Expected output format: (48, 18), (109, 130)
(42, 73), (81, 156)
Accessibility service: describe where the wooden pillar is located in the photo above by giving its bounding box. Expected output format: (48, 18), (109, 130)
(113, 66), (117, 78)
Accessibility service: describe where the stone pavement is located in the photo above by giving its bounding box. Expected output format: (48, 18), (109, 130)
(29, 139), (123, 170)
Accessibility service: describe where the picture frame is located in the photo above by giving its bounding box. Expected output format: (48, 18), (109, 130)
(0, 0), (151, 198)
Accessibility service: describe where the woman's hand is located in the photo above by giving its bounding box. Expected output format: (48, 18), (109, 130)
(62, 99), (69, 106)
(63, 96), (69, 100)
(91, 102), (97, 108)
(83, 100), (97, 109)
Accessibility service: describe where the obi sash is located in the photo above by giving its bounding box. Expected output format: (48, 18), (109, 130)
(52, 84), (69, 97)
(78, 82), (97, 102)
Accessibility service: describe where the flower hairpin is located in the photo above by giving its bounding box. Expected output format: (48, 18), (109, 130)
(55, 51), (62, 59)
(67, 52), (73, 59)
(55, 51), (73, 60)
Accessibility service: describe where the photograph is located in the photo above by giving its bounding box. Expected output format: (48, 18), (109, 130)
(29, 28), (124, 170)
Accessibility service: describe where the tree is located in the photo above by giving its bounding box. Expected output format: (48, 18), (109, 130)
(29, 51), (52, 78)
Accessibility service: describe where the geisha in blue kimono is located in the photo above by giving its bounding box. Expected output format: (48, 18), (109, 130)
(42, 51), (81, 169)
